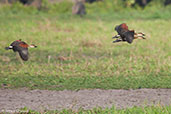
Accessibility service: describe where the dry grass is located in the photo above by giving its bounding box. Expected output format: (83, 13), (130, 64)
(80, 40), (102, 47)
(0, 13), (170, 90)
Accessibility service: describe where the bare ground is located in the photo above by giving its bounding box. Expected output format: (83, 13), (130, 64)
(0, 88), (171, 112)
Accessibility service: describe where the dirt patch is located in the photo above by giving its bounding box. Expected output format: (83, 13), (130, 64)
(80, 40), (102, 48)
(0, 88), (171, 112)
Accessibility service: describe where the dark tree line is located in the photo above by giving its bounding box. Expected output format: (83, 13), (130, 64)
(72, 1), (86, 16)
(165, 0), (171, 5)
(0, 0), (42, 9)
(85, 0), (171, 6)
(135, 0), (151, 7)
(0, 0), (170, 7)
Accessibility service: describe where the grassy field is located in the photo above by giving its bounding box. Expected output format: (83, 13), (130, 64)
(0, 11), (171, 90)
(14, 105), (171, 114)
(0, 3), (171, 113)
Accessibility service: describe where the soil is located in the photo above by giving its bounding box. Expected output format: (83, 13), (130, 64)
(0, 88), (171, 112)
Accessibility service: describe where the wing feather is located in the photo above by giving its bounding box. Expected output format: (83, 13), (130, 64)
(124, 31), (134, 44)
(18, 49), (29, 61)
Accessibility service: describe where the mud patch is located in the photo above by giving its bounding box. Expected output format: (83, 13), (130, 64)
(0, 88), (171, 112)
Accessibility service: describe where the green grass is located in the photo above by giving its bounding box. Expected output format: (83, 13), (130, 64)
(14, 105), (171, 114)
(0, 10), (171, 90)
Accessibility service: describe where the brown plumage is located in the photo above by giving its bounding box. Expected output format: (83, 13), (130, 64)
(5, 39), (37, 61)
(112, 23), (145, 44)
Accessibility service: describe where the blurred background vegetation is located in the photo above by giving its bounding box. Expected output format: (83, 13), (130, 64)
(0, 0), (170, 19)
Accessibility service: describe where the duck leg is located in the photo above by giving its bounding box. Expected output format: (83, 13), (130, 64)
(112, 34), (120, 39)
(134, 32), (146, 39)
(113, 39), (123, 43)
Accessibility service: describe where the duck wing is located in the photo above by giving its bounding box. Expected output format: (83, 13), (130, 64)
(123, 31), (134, 44)
(18, 48), (29, 61)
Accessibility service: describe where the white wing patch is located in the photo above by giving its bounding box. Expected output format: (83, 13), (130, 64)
(9, 46), (13, 49)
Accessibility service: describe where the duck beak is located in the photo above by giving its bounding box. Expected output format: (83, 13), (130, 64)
(5, 46), (13, 50)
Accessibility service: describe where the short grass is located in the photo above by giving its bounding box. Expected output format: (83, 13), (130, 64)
(0, 11), (171, 90)
(13, 105), (171, 114)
